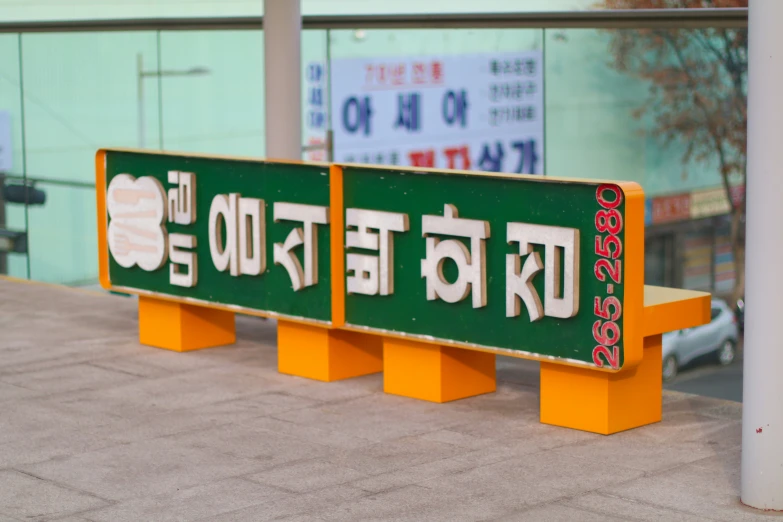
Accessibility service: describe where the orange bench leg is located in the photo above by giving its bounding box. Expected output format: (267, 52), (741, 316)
(138, 295), (236, 352)
(277, 321), (383, 382)
(540, 334), (662, 435)
(383, 337), (496, 403)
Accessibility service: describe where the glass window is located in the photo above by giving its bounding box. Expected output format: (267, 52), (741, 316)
(645, 234), (674, 287)
(159, 30), (264, 157)
(19, 32), (160, 285)
(683, 228), (713, 292)
(714, 220), (736, 296)
(26, 183), (97, 285)
(0, 33), (28, 279)
(21, 32), (161, 184)
(544, 27), (746, 197)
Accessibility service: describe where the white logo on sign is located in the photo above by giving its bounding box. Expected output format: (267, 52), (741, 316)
(106, 174), (168, 271)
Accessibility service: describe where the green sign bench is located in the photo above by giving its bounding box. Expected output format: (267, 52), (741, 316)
(96, 149), (710, 435)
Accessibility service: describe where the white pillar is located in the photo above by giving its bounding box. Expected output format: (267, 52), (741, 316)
(263, 0), (302, 160)
(742, 0), (783, 511)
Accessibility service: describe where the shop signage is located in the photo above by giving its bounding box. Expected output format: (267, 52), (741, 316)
(97, 149), (644, 371)
(651, 193), (690, 224)
(330, 51), (544, 175)
(646, 185), (745, 226)
(690, 187), (731, 219)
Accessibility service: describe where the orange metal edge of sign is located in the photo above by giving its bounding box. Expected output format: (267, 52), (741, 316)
(619, 181), (646, 372)
(329, 164), (346, 328)
(96, 149), (111, 291)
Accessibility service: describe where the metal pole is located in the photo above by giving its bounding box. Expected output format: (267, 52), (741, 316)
(263, 0), (302, 160)
(0, 173), (6, 275)
(325, 28), (334, 163)
(0, 9), (751, 33)
(137, 53), (144, 149)
(741, 0), (783, 511)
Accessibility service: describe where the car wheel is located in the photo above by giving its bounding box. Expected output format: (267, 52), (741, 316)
(663, 355), (678, 382)
(717, 339), (737, 366)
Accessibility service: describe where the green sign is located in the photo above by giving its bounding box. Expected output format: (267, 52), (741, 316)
(341, 165), (643, 369)
(98, 150), (333, 324)
(97, 150), (644, 370)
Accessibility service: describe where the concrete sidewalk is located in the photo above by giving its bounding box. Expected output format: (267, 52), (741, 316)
(0, 278), (763, 521)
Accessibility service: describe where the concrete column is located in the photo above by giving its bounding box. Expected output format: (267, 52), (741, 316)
(741, 0), (783, 511)
(263, 0), (302, 160)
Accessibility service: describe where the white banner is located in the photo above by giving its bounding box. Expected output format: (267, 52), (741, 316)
(0, 111), (11, 172)
(304, 62), (328, 162)
(329, 51), (544, 174)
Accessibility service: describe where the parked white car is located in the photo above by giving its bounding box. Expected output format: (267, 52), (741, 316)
(662, 299), (739, 382)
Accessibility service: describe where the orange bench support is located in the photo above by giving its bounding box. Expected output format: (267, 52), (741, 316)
(383, 337), (496, 403)
(138, 295), (235, 352)
(134, 286), (709, 435)
(540, 286), (711, 434)
(277, 320), (382, 382)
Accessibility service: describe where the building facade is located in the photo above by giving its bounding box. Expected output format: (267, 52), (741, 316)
(0, 1), (744, 294)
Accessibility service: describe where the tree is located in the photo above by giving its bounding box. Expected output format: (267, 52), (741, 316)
(599, 0), (747, 301)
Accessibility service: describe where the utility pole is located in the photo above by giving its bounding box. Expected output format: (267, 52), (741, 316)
(741, 0), (783, 511)
(263, 0), (302, 160)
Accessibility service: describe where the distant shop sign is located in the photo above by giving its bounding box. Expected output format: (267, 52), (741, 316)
(330, 51), (544, 175)
(690, 186), (744, 220)
(304, 62), (327, 162)
(651, 193), (690, 224)
(647, 185), (745, 226)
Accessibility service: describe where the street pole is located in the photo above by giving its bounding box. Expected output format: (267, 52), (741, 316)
(263, 0), (302, 160)
(137, 53), (145, 149)
(0, 173), (6, 275)
(741, 0), (783, 511)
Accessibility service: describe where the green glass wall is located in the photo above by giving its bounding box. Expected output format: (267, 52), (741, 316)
(0, 25), (745, 289)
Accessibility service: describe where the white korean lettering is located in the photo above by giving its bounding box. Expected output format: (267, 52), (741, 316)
(208, 194), (266, 277)
(167, 171), (196, 225)
(420, 204), (489, 308)
(273, 202), (330, 291)
(169, 233), (197, 287)
(506, 223), (580, 321)
(238, 198), (266, 276)
(345, 208), (409, 296)
(209, 194), (239, 276)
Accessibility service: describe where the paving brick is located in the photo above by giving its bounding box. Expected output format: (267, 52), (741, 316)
(20, 438), (268, 501)
(207, 485), (369, 521)
(81, 477), (287, 522)
(494, 504), (630, 522)
(0, 470), (107, 519)
(273, 394), (467, 443)
(1, 363), (141, 394)
(246, 459), (368, 493)
(420, 449), (644, 510)
(566, 491), (717, 521)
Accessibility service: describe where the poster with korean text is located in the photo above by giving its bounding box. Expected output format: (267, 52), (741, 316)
(330, 51), (544, 175)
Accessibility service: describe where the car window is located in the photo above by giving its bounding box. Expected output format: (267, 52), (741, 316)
(711, 307), (722, 320)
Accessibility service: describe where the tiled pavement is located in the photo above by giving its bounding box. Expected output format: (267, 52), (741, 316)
(0, 278), (763, 521)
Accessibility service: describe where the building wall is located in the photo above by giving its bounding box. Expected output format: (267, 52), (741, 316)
(0, 1), (736, 285)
